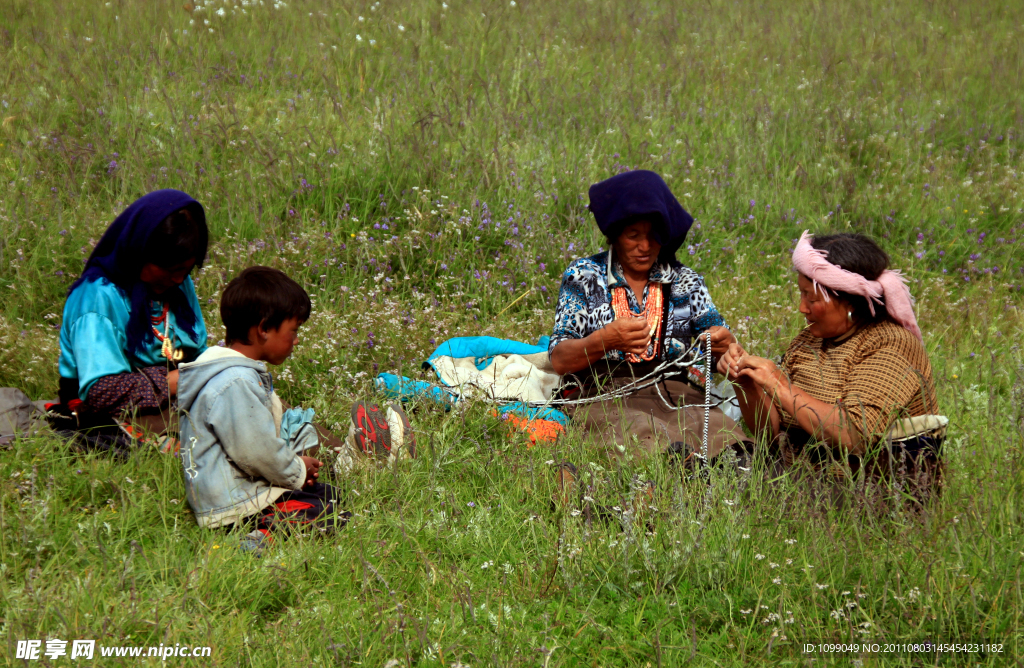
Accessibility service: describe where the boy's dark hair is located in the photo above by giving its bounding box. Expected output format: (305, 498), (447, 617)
(144, 205), (208, 269)
(811, 233), (892, 323)
(221, 266), (312, 344)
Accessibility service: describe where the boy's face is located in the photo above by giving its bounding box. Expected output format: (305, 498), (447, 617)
(262, 317), (303, 365)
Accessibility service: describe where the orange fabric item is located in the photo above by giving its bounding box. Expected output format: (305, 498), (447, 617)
(495, 411), (565, 445)
(610, 283), (664, 362)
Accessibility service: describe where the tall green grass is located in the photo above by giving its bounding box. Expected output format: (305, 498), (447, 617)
(1, 0), (1023, 664)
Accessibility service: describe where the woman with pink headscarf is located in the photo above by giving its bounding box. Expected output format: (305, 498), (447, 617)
(719, 232), (944, 493)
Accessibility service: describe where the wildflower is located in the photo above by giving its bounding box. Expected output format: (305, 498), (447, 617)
(815, 583), (828, 590)
(784, 538), (797, 545)
(769, 562), (779, 569)
(467, 501), (475, 508)
(772, 577), (781, 584)
(741, 534), (750, 539)
(755, 554), (765, 560)
(723, 499), (735, 506)
(356, 34), (363, 42)
(398, 24), (405, 31)
(740, 609), (751, 615)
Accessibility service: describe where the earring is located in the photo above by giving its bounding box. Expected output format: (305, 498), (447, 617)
(847, 311), (853, 323)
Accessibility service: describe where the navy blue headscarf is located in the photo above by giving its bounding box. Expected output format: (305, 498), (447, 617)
(69, 190), (208, 358)
(588, 170), (694, 263)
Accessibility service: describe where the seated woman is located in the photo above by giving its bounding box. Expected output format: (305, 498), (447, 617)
(719, 231), (943, 495)
(52, 190), (209, 453)
(549, 170), (750, 463)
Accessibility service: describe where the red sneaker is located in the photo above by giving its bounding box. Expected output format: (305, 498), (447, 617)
(349, 402), (392, 458)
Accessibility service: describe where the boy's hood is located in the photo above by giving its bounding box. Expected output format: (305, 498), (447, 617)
(177, 347), (269, 411)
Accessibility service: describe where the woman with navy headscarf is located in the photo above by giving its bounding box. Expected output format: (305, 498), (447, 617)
(548, 171), (750, 467)
(52, 190), (209, 453)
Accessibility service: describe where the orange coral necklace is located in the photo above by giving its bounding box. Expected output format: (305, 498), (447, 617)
(151, 302), (184, 362)
(610, 282), (664, 362)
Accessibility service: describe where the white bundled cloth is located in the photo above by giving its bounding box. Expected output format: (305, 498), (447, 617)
(430, 351), (561, 404)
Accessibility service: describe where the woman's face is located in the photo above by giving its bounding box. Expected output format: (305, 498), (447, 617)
(797, 274), (853, 339)
(613, 220), (661, 278)
(140, 259), (196, 295)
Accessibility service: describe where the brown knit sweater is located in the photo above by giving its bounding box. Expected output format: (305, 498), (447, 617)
(778, 320), (938, 443)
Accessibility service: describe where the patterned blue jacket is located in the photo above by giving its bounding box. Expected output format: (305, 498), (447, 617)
(549, 249), (726, 362)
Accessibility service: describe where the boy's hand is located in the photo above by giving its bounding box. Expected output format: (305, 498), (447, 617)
(299, 455), (322, 487)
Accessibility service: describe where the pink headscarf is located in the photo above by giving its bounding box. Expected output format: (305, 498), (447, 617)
(791, 230), (922, 341)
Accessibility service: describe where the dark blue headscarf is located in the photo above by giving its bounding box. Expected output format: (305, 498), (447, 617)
(588, 170), (694, 263)
(69, 190), (208, 358)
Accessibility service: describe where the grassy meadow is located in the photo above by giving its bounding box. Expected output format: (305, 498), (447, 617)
(2, 0), (1024, 664)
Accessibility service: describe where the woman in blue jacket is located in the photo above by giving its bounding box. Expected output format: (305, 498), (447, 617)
(53, 190), (209, 453)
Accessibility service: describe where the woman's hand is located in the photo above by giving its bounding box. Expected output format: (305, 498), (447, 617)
(733, 355), (786, 394)
(167, 369), (180, 398)
(549, 317), (651, 375)
(601, 317), (652, 355)
(705, 326), (736, 356)
(717, 342), (749, 379)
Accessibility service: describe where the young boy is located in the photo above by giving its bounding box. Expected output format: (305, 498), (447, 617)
(176, 266), (413, 545)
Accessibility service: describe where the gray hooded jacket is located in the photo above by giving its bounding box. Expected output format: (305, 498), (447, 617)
(177, 347), (317, 528)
